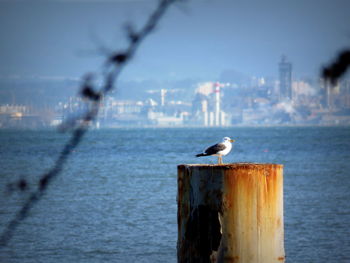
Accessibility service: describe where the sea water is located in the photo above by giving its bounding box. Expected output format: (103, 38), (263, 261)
(0, 127), (350, 262)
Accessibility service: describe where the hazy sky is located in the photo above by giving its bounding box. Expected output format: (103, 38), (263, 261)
(0, 0), (349, 82)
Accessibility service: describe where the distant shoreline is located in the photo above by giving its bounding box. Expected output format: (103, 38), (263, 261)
(1, 124), (350, 131)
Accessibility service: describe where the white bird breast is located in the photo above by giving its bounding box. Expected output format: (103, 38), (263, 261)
(218, 142), (232, 156)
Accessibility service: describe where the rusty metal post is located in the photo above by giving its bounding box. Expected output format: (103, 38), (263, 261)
(177, 163), (285, 263)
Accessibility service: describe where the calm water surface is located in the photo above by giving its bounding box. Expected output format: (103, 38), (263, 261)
(0, 127), (350, 262)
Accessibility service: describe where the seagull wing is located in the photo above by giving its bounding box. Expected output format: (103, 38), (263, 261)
(204, 143), (226, 155)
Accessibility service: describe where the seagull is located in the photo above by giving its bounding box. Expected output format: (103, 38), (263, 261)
(196, 137), (235, 164)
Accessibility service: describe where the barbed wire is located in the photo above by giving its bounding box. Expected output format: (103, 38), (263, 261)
(322, 50), (350, 85)
(0, 0), (179, 247)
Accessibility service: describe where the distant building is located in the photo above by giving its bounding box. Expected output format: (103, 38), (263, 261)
(279, 55), (292, 100)
(319, 79), (341, 110)
(340, 80), (350, 108)
(292, 80), (317, 106)
(193, 82), (229, 126)
(160, 89), (166, 106)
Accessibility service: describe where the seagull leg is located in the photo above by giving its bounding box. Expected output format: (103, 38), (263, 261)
(218, 156), (222, 164)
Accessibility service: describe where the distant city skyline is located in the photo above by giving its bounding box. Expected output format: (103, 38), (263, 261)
(0, 0), (349, 82)
(2, 69), (350, 129)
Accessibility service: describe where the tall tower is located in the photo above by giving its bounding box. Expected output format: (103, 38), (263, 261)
(214, 82), (221, 126)
(160, 89), (166, 106)
(279, 55), (292, 100)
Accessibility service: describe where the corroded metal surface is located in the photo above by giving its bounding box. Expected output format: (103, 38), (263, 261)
(177, 163), (285, 263)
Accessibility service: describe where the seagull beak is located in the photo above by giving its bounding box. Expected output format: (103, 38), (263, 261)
(230, 139), (235, 142)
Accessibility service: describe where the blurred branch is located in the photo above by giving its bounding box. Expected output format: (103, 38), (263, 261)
(0, 0), (178, 247)
(322, 50), (350, 85)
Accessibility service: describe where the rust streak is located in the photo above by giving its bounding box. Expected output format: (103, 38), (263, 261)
(177, 163), (284, 263)
(223, 255), (240, 263)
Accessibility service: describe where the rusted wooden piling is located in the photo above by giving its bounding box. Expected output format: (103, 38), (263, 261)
(177, 163), (285, 263)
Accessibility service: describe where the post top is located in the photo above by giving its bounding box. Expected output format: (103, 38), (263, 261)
(178, 162), (283, 169)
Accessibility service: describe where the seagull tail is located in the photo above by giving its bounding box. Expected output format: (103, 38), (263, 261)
(196, 153), (207, 157)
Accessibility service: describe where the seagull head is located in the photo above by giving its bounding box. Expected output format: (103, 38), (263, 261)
(223, 137), (235, 143)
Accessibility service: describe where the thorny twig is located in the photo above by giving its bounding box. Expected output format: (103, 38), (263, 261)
(0, 0), (178, 247)
(322, 50), (350, 85)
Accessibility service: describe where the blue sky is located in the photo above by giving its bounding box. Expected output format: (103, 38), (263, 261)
(0, 0), (349, 82)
